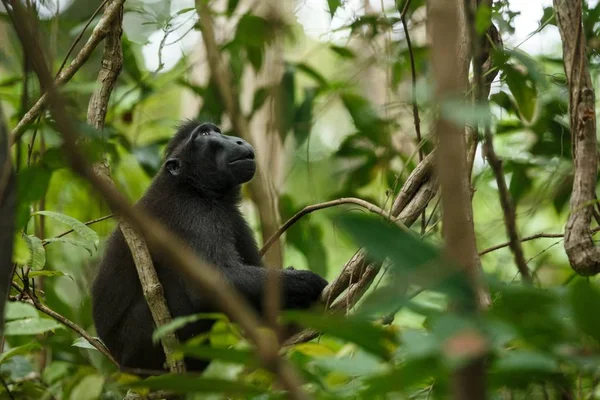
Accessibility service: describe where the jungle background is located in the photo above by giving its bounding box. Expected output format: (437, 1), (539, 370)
(2, 0), (600, 398)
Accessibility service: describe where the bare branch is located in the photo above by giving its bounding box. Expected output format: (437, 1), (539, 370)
(260, 197), (409, 257)
(554, 0), (600, 275)
(479, 227), (600, 256)
(7, 2), (308, 397)
(9, 0), (125, 145)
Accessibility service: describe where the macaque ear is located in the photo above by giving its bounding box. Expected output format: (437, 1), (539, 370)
(165, 158), (182, 176)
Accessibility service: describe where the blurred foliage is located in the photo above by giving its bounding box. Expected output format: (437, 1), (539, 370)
(2, 0), (600, 399)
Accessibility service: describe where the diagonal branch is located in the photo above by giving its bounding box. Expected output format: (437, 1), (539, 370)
(9, 0), (125, 145)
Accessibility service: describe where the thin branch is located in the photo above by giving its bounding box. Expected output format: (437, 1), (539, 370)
(8, 0), (126, 145)
(479, 227), (600, 256)
(465, 0), (531, 283)
(42, 214), (113, 246)
(7, 2), (307, 397)
(11, 283), (117, 365)
(259, 197), (409, 256)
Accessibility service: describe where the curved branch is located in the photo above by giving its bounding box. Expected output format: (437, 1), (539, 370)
(259, 198), (408, 257)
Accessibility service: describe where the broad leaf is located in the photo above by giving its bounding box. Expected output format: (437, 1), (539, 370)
(22, 234), (46, 270)
(5, 317), (63, 336)
(34, 211), (99, 249)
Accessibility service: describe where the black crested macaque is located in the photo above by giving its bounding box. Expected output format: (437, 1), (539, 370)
(91, 121), (328, 372)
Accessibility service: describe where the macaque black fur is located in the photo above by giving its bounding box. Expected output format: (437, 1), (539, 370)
(91, 120), (328, 372)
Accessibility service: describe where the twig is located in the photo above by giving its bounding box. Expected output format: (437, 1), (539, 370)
(7, 2), (308, 397)
(11, 283), (117, 365)
(42, 214), (113, 246)
(479, 227), (600, 256)
(9, 0), (126, 145)
(260, 197), (409, 256)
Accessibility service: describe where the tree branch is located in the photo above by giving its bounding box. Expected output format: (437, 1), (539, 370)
(9, 0), (125, 145)
(6, 2), (308, 397)
(478, 227), (600, 256)
(553, 0), (600, 275)
(465, 0), (531, 283)
(259, 197), (409, 257)
(11, 283), (117, 365)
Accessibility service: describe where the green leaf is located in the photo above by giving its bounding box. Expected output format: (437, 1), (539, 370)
(475, 4), (492, 34)
(4, 302), (38, 320)
(181, 344), (255, 365)
(327, 0), (342, 17)
(569, 279), (600, 344)
(491, 350), (561, 388)
(235, 14), (272, 48)
(34, 211), (99, 249)
(17, 165), (52, 204)
(341, 93), (379, 128)
(227, 0), (240, 16)
(5, 317), (64, 336)
(330, 45), (355, 58)
(152, 313), (226, 343)
(0, 342), (41, 364)
(251, 86), (270, 115)
(128, 375), (265, 395)
(283, 311), (397, 359)
(70, 374), (104, 400)
(293, 87), (316, 146)
(12, 233), (29, 265)
(337, 213), (475, 309)
(29, 270), (74, 281)
(43, 237), (95, 256)
(72, 337), (101, 351)
(295, 62), (328, 86)
(508, 164), (532, 204)
(504, 67), (538, 124)
(21, 234), (46, 270)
